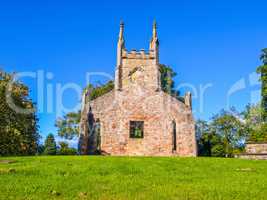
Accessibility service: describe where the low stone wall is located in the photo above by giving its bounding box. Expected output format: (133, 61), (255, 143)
(236, 142), (267, 160)
(236, 153), (267, 160)
(245, 142), (267, 154)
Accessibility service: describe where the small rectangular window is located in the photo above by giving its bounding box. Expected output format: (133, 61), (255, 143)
(129, 121), (144, 138)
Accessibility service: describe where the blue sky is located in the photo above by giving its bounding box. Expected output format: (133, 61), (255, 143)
(1, 0), (267, 142)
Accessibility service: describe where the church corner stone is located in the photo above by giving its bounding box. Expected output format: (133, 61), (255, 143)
(79, 22), (197, 156)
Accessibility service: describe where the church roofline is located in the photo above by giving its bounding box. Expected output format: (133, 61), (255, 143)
(121, 48), (156, 59)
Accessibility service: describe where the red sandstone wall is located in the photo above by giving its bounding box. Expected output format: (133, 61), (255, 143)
(81, 88), (196, 156)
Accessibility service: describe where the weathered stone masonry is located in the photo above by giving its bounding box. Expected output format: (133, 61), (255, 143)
(236, 142), (267, 160)
(79, 22), (197, 156)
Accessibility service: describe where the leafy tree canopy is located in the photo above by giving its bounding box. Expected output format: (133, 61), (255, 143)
(196, 109), (248, 157)
(242, 103), (266, 142)
(210, 110), (247, 157)
(0, 70), (39, 156)
(55, 111), (81, 140)
(249, 48), (267, 142)
(84, 81), (114, 102)
(257, 48), (267, 121)
(159, 64), (181, 99)
(249, 123), (267, 142)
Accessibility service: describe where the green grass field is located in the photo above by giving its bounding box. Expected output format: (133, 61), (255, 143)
(0, 156), (267, 200)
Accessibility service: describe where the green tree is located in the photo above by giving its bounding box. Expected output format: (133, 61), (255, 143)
(243, 104), (263, 131)
(37, 144), (45, 155)
(159, 64), (180, 98)
(197, 109), (249, 157)
(196, 120), (225, 157)
(196, 120), (212, 156)
(211, 110), (246, 157)
(0, 71), (39, 156)
(55, 111), (81, 139)
(257, 48), (267, 121)
(248, 48), (267, 142)
(242, 104), (265, 141)
(249, 123), (267, 142)
(84, 81), (114, 102)
(44, 133), (57, 155)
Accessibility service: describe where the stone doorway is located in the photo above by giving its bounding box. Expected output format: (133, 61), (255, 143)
(95, 119), (101, 154)
(172, 121), (177, 151)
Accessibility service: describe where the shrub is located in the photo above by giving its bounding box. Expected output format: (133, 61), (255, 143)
(58, 142), (77, 155)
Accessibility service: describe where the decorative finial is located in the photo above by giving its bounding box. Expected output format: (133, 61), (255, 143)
(153, 20), (157, 38)
(119, 20), (124, 40)
(120, 20), (124, 27)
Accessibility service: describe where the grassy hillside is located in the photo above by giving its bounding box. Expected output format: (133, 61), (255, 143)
(0, 156), (267, 200)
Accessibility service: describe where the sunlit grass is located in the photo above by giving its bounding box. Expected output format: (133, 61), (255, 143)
(0, 156), (266, 199)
